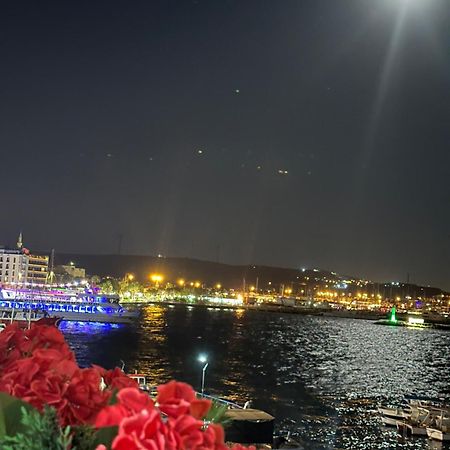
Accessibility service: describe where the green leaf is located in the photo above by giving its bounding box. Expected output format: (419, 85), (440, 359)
(0, 392), (36, 437)
(93, 425), (118, 449)
(0, 406), (72, 450)
(107, 388), (119, 405)
(205, 401), (231, 427)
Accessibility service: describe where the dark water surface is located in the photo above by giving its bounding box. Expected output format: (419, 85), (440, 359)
(61, 305), (450, 450)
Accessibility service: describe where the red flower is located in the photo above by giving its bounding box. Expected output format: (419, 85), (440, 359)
(157, 380), (212, 419)
(95, 384), (252, 450)
(95, 387), (155, 428)
(0, 324), (256, 450)
(0, 324), (118, 426)
(93, 365), (138, 390)
(111, 409), (170, 450)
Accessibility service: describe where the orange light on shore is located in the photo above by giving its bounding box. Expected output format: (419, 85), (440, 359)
(194, 281), (201, 288)
(177, 278), (185, 286)
(127, 273), (135, 281)
(150, 274), (164, 283)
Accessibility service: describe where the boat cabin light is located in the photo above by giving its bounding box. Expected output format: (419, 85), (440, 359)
(408, 317), (424, 325)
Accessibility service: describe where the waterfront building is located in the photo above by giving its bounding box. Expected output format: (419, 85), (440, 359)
(27, 253), (49, 284)
(0, 248), (28, 284)
(0, 233), (49, 285)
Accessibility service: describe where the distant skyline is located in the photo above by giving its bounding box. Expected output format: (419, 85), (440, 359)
(0, 231), (447, 291)
(1, 0), (449, 290)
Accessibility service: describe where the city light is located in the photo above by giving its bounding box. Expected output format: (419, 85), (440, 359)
(177, 278), (185, 287)
(150, 274), (164, 284)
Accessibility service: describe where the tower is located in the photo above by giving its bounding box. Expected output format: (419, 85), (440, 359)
(16, 232), (23, 250)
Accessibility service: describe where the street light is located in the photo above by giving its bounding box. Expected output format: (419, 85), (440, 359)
(198, 354), (208, 397)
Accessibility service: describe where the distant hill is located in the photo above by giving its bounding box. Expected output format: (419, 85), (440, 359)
(54, 253), (309, 288)
(54, 253), (447, 296)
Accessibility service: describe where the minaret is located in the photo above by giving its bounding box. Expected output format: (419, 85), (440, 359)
(17, 232), (23, 250)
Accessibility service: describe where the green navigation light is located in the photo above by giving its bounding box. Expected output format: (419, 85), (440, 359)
(389, 306), (397, 323)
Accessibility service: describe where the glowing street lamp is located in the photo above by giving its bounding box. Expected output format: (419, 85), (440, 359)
(177, 278), (185, 287)
(127, 273), (135, 281)
(198, 354), (208, 397)
(150, 273), (164, 288)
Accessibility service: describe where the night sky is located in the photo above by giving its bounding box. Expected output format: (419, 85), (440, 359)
(1, 0), (449, 289)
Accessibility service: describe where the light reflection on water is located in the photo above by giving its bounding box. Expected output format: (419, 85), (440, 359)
(62, 305), (450, 450)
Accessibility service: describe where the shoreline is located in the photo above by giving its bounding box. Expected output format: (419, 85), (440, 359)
(123, 299), (384, 320)
(122, 299), (450, 326)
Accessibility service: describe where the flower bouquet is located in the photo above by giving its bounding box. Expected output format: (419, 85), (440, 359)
(0, 323), (254, 450)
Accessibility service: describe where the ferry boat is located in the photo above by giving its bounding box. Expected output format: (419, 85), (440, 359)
(0, 309), (60, 329)
(0, 285), (139, 324)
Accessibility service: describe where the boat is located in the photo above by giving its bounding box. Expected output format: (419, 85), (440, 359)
(426, 427), (450, 441)
(127, 371), (153, 393)
(396, 405), (434, 436)
(427, 409), (450, 441)
(378, 406), (410, 419)
(381, 416), (401, 427)
(200, 393), (301, 448)
(0, 285), (139, 324)
(0, 308), (60, 328)
(379, 406), (411, 426)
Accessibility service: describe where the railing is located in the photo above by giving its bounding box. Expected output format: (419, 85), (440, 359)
(198, 393), (244, 409)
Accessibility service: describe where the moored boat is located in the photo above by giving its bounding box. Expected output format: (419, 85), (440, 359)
(426, 427), (450, 441)
(378, 406), (410, 419)
(382, 416), (401, 427)
(0, 286), (139, 324)
(0, 308), (60, 328)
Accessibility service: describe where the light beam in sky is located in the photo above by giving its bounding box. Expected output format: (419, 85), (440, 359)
(361, 0), (410, 169)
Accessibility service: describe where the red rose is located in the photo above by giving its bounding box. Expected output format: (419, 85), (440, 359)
(157, 381), (211, 419)
(111, 409), (167, 450)
(95, 388), (155, 428)
(92, 365), (138, 391)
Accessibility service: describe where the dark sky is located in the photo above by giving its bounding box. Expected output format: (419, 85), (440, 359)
(1, 0), (449, 289)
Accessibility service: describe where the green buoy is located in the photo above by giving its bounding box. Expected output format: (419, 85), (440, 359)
(389, 306), (397, 323)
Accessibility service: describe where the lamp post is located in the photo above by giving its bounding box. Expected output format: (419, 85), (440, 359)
(198, 354), (208, 397)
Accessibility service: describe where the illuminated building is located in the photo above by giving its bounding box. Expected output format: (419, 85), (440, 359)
(27, 254), (49, 284)
(0, 233), (49, 284)
(0, 248), (28, 284)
